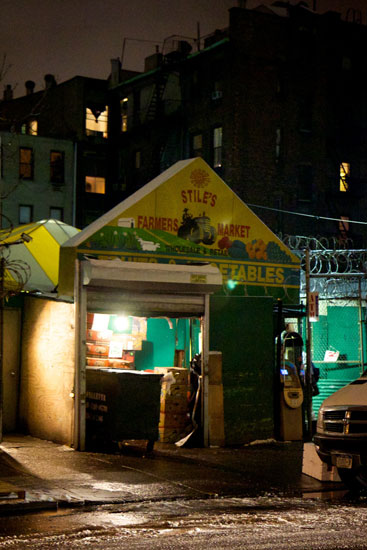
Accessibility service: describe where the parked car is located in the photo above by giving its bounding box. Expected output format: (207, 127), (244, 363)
(314, 370), (367, 491)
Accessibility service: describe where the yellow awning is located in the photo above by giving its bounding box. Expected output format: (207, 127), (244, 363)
(0, 219), (80, 294)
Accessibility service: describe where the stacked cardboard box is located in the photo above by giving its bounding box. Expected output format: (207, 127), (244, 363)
(155, 367), (190, 443)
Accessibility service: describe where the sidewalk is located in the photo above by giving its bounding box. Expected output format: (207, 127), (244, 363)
(0, 433), (344, 515)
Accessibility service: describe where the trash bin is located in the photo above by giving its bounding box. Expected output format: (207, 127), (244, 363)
(86, 368), (162, 452)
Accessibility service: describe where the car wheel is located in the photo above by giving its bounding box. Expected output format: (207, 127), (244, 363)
(338, 466), (367, 492)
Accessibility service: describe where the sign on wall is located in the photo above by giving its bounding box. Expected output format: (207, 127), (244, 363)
(59, 158), (300, 300)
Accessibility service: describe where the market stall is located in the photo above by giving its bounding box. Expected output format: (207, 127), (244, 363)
(18, 158), (300, 449)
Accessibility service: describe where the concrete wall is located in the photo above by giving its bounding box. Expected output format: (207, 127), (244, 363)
(19, 296), (75, 445)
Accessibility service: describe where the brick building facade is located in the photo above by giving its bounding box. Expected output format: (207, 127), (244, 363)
(110, 3), (367, 246)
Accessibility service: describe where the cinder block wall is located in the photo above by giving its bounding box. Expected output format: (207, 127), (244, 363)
(19, 296), (75, 445)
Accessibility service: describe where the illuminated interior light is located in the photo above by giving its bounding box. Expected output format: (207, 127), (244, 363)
(109, 315), (133, 334)
(92, 313), (109, 331)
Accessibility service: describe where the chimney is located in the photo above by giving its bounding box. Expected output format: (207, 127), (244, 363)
(25, 80), (35, 95)
(144, 47), (163, 72)
(3, 84), (13, 101)
(110, 58), (121, 88)
(44, 74), (56, 89)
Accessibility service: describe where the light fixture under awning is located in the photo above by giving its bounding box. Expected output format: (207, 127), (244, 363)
(81, 258), (223, 294)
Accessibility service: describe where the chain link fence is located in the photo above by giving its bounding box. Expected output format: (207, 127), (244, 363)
(299, 294), (366, 415)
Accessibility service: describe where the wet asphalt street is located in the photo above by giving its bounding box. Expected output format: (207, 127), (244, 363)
(2, 435), (367, 548)
(1, 493), (367, 549)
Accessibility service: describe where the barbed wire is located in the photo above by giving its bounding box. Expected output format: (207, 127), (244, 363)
(0, 214), (31, 298)
(280, 234), (367, 276)
(280, 234), (356, 252)
(0, 258), (31, 298)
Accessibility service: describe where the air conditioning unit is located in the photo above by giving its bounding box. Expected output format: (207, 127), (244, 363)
(211, 90), (223, 100)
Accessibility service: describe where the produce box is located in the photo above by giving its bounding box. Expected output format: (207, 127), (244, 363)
(155, 367), (189, 386)
(159, 411), (188, 429)
(160, 396), (189, 415)
(161, 384), (188, 401)
(159, 426), (187, 443)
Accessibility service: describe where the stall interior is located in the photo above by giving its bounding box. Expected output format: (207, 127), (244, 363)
(85, 313), (202, 448)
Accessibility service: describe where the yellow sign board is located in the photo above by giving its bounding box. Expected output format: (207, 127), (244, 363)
(59, 158), (300, 299)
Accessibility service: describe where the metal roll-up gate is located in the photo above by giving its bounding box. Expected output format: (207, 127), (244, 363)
(74, 258), (223, 450)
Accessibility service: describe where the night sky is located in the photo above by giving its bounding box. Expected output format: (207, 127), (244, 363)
(1, 0), (367, 98)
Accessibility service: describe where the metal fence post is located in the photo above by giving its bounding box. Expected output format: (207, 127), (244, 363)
(305, 249), (313, 440)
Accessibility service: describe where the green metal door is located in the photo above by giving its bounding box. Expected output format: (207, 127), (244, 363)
(210, 296), (274, 445)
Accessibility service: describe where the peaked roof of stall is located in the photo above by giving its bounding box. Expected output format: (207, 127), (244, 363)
(1, 219), (79, 293)
(61, 157), (298, 263)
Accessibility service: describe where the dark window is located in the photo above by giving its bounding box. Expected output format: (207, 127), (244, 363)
(275, 128), (281, 162)
(298, 95), (313, 133)
(19, 147), (33, 180)
(50, 151), (65, 183)
(297, 164), (313, 201)
(134, 151), (142, 170)
(50, 207), (63, 221)
(191, 133), (203, 158)
(19, 204), (33, 224)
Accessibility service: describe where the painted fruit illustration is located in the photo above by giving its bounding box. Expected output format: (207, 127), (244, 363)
(218, 236), (233, 249)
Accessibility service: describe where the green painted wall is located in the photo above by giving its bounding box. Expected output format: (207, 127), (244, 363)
(134, 317), (199, 370)
(209, 296), (275, 445)
(308, 305), (366, 415)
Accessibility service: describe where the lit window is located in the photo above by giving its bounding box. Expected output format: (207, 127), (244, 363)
(85, 176), (105, 194)
(122, 114), (128, 132)
(340, 162), (350, 192)
(121, 98), (128, 132)
(29, 120), (38, 135)
(50, 207), (63, 221)
(213, 126), (222, 168)
(85, 106), (108, 138)
(50, 151), (65, 183)
(19, 147), (33, 180)
(192, 133), (203, 157)
(19, 205), (33, 224)
(21, 120), (38, 135)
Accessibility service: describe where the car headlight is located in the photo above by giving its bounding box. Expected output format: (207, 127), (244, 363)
(316, 407), (324, 433)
